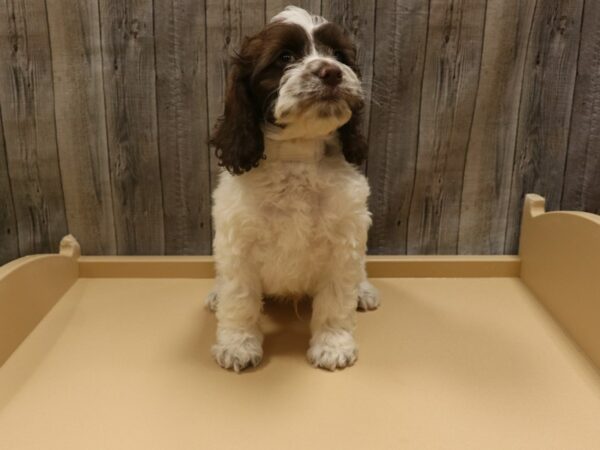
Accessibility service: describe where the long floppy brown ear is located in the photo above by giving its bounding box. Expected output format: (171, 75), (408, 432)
(339, 107), (367, 166)
(337, 30), (367, 166)
(210, 57), (264, 175)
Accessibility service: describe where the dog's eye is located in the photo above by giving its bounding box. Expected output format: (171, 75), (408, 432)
(279, 51), (295, 64)
(333, 50), (346, 63)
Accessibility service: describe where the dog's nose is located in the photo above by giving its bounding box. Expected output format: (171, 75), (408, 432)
(316, 63), (343, 87)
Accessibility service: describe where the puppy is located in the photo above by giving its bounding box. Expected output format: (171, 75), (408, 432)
(207, 6), (379, 372)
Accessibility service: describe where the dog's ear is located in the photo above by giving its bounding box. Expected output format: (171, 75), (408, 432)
(339, 36), (367, 166)
(339, 107), (367, 166)
(210, 56), (264, 175)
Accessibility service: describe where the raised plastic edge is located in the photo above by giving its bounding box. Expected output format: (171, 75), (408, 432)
(520, 193), (600, 372)
(0, 236), (80, 366)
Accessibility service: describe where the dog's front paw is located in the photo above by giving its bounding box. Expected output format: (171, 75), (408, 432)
(204, 290), (218, 312)
(212, 329), (263, 373)
(357, 281), (379, 311)
(307, 330), (357, 371)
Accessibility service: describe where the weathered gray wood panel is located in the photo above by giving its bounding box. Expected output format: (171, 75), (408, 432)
(562, 0), (600, 215)
(366, 0), (430, 254)
(321, 1), (375, 140)
(46, 0), (117, 255)
(99, 0), (165, 254)
(1, 0), (600, 261)
(458, 0), (536, 254)
(154, 0), (212, 254)
(206, 0), (266, 193)
(0, 0), (67, 255)
(0, 108), (19, 265)
(505, 0), (584, 253)
(407, 0), (487, 254)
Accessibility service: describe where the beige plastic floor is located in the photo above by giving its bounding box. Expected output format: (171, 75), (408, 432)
(1, 277), (599, 450)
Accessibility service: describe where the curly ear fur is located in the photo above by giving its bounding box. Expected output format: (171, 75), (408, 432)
(210, 59), (264, 175)
(339, 107), (368, 166)
(337, 31), (367, 167)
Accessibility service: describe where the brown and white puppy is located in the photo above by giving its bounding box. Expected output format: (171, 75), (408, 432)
(207, 6), (379, 372)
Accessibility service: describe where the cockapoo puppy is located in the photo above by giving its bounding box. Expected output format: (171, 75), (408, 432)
(207, 6), (379, 372)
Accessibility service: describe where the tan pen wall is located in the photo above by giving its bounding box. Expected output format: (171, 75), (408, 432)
(520, 194), (600, 370)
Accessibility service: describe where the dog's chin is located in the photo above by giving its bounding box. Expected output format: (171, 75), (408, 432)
(272, 96), (353, 140)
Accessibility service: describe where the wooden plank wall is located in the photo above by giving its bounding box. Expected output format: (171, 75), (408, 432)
(0, 0), (68, 261)
(0, 0), (599, 263)
(46, 0), (117, 255)
(505, 0), (584, 253)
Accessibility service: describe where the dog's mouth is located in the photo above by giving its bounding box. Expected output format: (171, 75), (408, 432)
(317, 86), (342, 102)
(317, 87), (364, 112)
(314, 99), (349, 119)
(272, 95), (349, 124)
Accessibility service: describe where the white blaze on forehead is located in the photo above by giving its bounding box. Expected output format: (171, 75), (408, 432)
(270, 6), (327, 35)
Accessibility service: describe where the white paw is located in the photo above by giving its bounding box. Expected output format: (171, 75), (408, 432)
(307, 330), (357, 371)
(357, 281), (379, 311)
(212, 328), (263, 373)
(205, 290), (218, 312)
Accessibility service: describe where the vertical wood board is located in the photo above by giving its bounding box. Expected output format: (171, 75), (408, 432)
(47, 0), (117, 255)
(0, 0), (67, 255)
(366, 0), (430, 254)
(99, 0), (165, 254)
(154, 0), (212, 254)
(407, 0), (487, 254)
(0, 107), (19, 264)
(562, 0), (600, 215)
(458, 0), (536, 254)
(506, 0), (584, 253)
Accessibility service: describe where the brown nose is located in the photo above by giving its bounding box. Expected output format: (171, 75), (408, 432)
(316, 63), (343, 87)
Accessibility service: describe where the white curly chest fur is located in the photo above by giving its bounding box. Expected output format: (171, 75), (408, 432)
(213, 155), (370, 295)
(209, 149), (379, 372)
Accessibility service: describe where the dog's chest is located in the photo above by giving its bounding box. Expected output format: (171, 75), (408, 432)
(256, 165), (330, 250)
(247, 163), (348, 292)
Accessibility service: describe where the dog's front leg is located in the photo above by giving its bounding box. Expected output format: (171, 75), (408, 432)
(308, 273), (359, 370)
(211, 273), (263, 373)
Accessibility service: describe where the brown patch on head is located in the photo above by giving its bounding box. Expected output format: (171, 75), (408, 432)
(313, 23), (359, 74)
(210, 14), (367, 173)
(240, 23), (311, 113)
(210, 22), (311, 174)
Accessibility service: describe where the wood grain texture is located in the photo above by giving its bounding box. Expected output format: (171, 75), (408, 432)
(0, 107), (19, 264)
(0, 1), (599, 259)
(366, 0), (430, 254)
(154, 0), (212, 254)
(46, 0), (117, 255)
(458, 0), (536, 254)
(562, 0), (600, 215)
(98, 0), (165, 254)
(407, 0), (487, 254)
(321, 0), (376, 141)
(266, 0), (321, 19)
(505, 0), (584, 253)
(0, 0), (67, 255)
(206, 0), (266, 193)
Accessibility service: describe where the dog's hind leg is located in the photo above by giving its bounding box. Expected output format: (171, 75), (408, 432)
(356, 261), (380, 311)
(204, 278), (221, 312)
(205, 290), (219, 312)
(357, 280), (379, 311)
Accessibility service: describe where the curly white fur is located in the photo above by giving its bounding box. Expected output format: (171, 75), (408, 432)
(209, 137), (378, 371)
(209, 6), (379, 372)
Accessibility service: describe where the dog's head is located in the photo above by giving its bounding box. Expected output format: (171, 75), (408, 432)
(211, 6), (366, 174)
